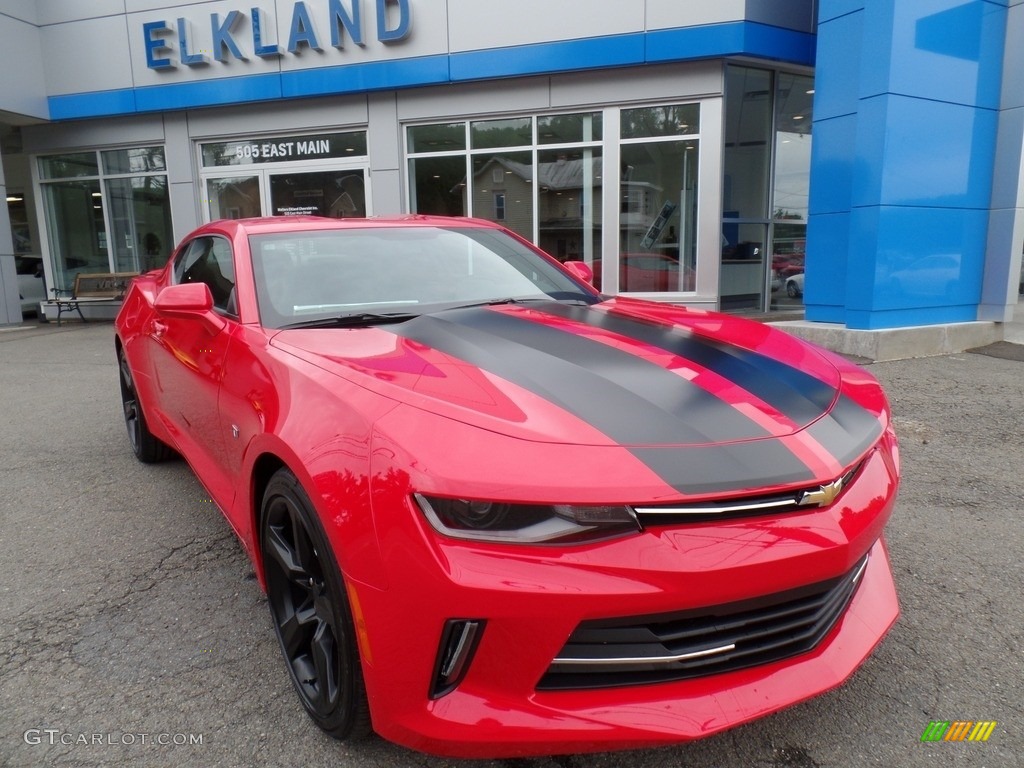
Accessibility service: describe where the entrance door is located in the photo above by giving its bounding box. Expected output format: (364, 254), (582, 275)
(203, 168), (371, 222)
(269, 170), (368, 218)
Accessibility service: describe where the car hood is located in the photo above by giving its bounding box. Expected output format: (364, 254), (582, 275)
(270, 299), (882, 460)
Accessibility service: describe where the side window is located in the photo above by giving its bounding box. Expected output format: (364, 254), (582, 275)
(172, 236), (237, 316)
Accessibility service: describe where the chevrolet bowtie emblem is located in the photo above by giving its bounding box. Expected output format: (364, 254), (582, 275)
(798, 477), (846, 508)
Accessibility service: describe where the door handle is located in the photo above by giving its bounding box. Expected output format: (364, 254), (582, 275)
(151, 319), (168, 337)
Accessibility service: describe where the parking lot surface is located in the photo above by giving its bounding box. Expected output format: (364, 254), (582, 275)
(0, 321), (1020, 767)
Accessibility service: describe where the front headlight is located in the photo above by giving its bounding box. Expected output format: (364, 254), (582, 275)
(414, 494), (640, 544)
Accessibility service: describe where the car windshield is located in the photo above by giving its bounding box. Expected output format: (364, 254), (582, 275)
(250, 225), (597, 329)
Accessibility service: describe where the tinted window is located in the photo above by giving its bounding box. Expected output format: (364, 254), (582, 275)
(173, 236), (237, 315)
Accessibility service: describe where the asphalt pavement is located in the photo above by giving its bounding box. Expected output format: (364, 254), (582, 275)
(0, 319), (1020, 768)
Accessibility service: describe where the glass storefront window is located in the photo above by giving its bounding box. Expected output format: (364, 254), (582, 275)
(42, 179), (107, 291)
(407, 106), (699, 294)
(770, 72), (813, 310)
(407, 123), (466, 153)
(616, 139), (698, 292)
(537, 147), (602, 265)
(409, 155), (467, 216)
(470, 118), (532, 149)
(38, 153), (98, 180)
(38, 147), (172, 290)
(102, 147), (166, 174)
(470, 151), (533, 240)
(722, 66), (773, 310)
(621, 105), (700, 139)
(206, 176), (262, 219)
(538, 113), (603, 144)
(105, 176), (173, 273)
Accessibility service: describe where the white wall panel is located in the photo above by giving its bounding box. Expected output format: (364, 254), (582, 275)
(398, 78), (551, 121)
(368, 91), (399, 170)
(184, 93), (369, 137)
(550, 62), (722, 109)
(41, 16), (135, 95)
(37, 0), (125, 25)
(0, 0), (39, 24)
(446, 0), (643, 52)
(22, 115), (165, 153)
(0, 15), (48, 118)
(646, 0), (745, 30)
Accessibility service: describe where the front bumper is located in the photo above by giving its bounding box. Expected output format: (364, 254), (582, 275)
(347, 445), (899, 757)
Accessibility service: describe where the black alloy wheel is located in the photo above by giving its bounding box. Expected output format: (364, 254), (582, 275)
(117, 346), (171, 463)
(261, 469), (370, 740)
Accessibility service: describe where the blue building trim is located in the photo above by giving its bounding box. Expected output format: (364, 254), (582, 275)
(647, 21), (815, 66)
(47, 90), (139, 120)
(806, 0), (1007, 330)
(135, 72), (285, 113)
(449, 33), (646, 81)
(47, 21), (814, 120)
(283, 54), (450, 97)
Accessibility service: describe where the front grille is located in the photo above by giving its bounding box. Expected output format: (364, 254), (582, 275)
(631, 461), (864, 525)
(538, 554), (869, 691)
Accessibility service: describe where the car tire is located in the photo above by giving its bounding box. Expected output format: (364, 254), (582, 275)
(118, 346), (173, 463)
(786, 281), (801, 299)
(260, 469), (371, 741)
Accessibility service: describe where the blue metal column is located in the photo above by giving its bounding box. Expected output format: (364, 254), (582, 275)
(806, 0), (1007, 330)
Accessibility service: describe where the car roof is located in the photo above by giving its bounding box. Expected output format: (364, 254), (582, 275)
(202, 215), (501, 236)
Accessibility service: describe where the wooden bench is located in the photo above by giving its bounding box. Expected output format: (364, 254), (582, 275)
(52, 272), (139, 325)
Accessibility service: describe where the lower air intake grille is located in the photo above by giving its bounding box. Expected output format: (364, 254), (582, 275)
(538, 554), (869, 691)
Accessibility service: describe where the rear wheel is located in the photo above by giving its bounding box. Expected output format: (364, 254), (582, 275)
(261, 469), (370, 740)
(118, 346), (172, 463)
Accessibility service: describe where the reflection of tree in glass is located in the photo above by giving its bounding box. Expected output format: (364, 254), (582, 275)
(538, 113), (603, 143)
(621, 105), (699, 139)
(471, 118), (532, 149)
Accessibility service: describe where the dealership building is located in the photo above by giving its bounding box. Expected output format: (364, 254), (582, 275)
(0, 0), (1021, 358)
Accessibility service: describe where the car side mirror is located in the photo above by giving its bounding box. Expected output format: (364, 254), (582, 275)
(563, 260), (594, 286)
(154, 282), (226, 332)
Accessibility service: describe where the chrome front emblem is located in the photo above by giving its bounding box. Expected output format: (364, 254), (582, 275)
(798, 477), (845, 508)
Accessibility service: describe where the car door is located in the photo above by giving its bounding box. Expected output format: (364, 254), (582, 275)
(146, 235), (239, 505)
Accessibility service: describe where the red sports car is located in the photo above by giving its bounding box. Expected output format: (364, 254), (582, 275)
(114, 216), (899, 758)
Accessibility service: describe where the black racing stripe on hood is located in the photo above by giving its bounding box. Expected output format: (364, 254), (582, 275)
(806, 395), (884, 468)
(538, 303), (838, 425)
(630, 441), (817, 495)
(393, 307), (772, 446)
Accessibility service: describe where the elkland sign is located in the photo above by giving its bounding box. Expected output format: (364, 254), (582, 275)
(143, 0), (411, 70)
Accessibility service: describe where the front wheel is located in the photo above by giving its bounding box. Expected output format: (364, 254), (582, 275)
(261, 469), (370, 740)
(118, 346), (172, 463)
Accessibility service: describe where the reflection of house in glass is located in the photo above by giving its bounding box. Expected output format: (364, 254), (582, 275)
(208, 177), (261, 219)
(464, 153), (606, 263)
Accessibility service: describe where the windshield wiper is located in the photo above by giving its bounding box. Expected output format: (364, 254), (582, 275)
(279, 311), (420, 330)
(445, 295), (591, 311)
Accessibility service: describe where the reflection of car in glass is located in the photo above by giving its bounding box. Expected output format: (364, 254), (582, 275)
(786, 272), (805, 298)
(593, 252), (695, 292)
(15, 255), (45, 313)
(115, 216), (899, 758)
(773, 253), (804, 277)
